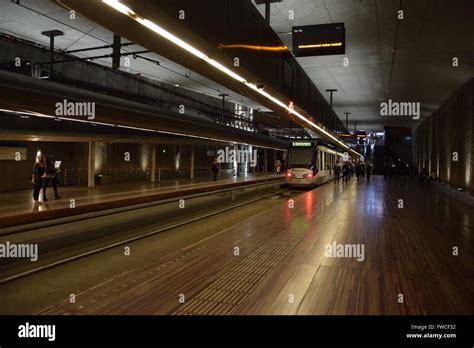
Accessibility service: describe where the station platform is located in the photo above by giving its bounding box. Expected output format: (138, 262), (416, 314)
(0, 172), (284, 229)
(38, 175), (474, 315)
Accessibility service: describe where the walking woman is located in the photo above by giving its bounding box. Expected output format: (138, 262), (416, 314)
(43, 155), (61, 201)
(31, 153), (45, 205)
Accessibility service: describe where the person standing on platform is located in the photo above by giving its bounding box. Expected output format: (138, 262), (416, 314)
(366, 162), (372, 182)
(333, 161), (342, 184)
(342, 162), (350, 183)
(212, 158), (220, 181)
(355, 161), (362, 181)
(383, 162), (389, 179)
(275, 160), (281, 175)
(43, 155), (61, 201)
(31, 153), (45, 205)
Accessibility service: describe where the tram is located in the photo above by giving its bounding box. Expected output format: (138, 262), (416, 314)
(286, 139), (346, 187)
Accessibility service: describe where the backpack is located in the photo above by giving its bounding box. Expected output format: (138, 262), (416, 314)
(46, 161), (56, 175)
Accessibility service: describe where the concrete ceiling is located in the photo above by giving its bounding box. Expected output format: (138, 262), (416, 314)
(0, 0), (269, 111)
(253, 0), (474, 131)
(1, 0), (472, 134)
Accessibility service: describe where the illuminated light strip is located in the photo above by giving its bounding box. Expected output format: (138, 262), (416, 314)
(219, 44), (288, 52)
(0, 109), (55, 119)
(102, 0), (136, 16)
(0, 108), (283, 150)
(136, 18), (248, 84)
(245, 83), (359, 156)
(101, 0), (359, 156)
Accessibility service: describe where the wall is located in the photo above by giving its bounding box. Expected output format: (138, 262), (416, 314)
(415, 78), (473, 193)
(385, 126), (413, 166)
(0, 141), (86, 191)
(0, 141), (278, 191)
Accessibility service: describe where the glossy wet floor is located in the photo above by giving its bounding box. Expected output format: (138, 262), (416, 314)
(27, 176), (474, 314)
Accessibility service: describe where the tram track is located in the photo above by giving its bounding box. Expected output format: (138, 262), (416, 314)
(0, 181), (300, 284)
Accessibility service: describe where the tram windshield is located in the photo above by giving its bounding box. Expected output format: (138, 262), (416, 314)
(287, 148), (313, 169)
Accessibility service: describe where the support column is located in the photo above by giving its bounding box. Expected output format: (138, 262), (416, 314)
(41, 30), (64, 77)
(252, 146), (256, 174)
(112, 34), (121, 70)
(190, 146), (195, 180)
(150, 145), (156, 182)
(264, 148), (268, 175)
(274, 149), (277, 174)
(234, 145), (238, 176)
(88, 141), (96, 188)
(265, 0), (270, 25)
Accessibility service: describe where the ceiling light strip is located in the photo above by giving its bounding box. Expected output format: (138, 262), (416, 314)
(0, 108), (283, 150)
(102, 0), (359, 156)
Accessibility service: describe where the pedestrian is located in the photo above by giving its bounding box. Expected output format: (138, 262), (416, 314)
(275, 160), (281, 175)
(342, 162), (350, 183)
(418, 167), (429, 182)
(43, 155), (61, 201)
(212, 158), (220, 181)
(366, 162), (372, 182)
(31, 153), (45, 205)
(333, 161), (342, 184)
(355, 161), (362, 181)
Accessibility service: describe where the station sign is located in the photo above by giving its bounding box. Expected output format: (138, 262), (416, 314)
(292, 23), (345, 57)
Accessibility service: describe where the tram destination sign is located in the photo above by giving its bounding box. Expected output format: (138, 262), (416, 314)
(291, 141), (313, 147)
(292, 23), (345, 57)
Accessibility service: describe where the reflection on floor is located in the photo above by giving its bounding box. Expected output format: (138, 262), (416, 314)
(38, 176), (474, 315)
(0, 172), (280, 219)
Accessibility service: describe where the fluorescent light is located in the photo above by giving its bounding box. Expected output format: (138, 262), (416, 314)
(1, 108), (284, 150)
(136, 18), (208, 60)
(102, 0), (358, 155)
(206, 58), (247, 83)
(102, 0), (136, 16)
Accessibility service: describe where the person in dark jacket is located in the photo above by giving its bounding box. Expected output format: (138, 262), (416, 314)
(355, 161), (363, 181)
(342, 162), (350, 183)
(333, 161), (342, 184)
(212, 158), (220, 181)
(365, 162), (372, 182)
(43, 155), (61, 201)
(31, 154), (45, 205)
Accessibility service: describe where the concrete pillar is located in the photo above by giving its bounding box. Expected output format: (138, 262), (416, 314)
(254, 146), (257, 174)
(274, 149), (277, 173)
(234, 144), (238, 176)
(190, 146), (195, 180)
(88, 141), (96, 188)
(264, 148), (268, 175)
(150, 145), (156, 182)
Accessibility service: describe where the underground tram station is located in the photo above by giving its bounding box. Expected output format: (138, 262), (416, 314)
(0, 0), (473, 345)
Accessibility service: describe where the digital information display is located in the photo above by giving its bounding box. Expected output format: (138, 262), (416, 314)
(291, 141), (313, 147)
(292, 23), (345, 57)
